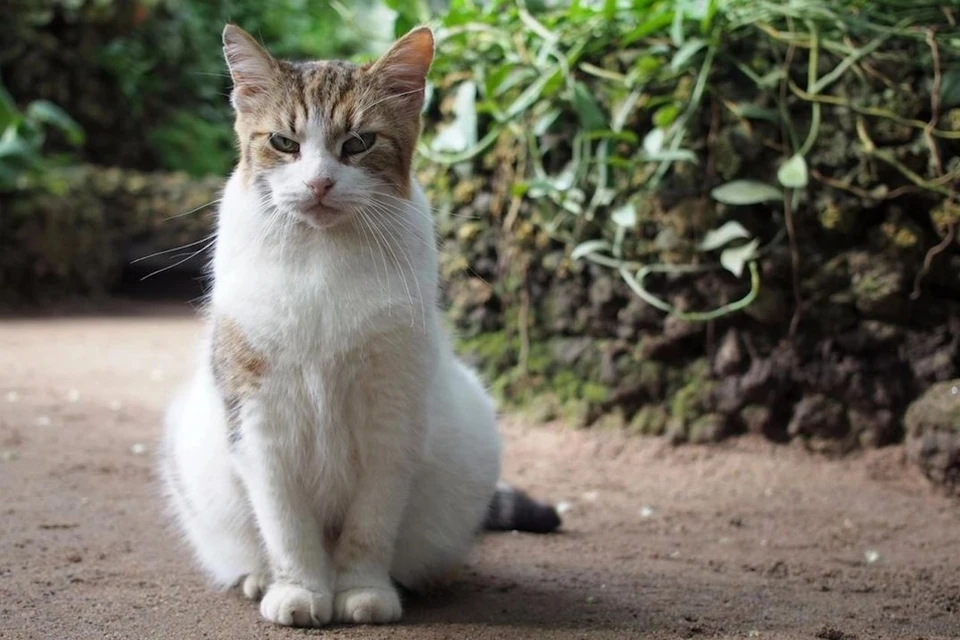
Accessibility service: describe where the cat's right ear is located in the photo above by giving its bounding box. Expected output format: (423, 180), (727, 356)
(222, 24), (277, 112)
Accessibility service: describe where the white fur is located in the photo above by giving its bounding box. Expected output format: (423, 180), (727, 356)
(162, 160), (501, 627)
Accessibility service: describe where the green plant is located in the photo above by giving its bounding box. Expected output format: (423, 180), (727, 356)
(420, 0), (960, 321)
(4, 0), (393, 177)
(0, 83), (84, 193)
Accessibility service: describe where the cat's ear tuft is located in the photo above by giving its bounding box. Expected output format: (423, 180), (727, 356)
(371, 26), (434, 112)
(222, 24), (277, 111)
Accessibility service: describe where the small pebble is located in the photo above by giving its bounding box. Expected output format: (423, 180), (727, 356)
(748, 631), (761, 638)
(639, 505), (655, 519)
(35, 416), (51, 427)
(842, 518), (854, 529)
(864, 549), (880, 564)
(109, 400), (123, 411)
(130, 443), (148, 456)
(669, 550), (681, 559)
(951, 385), (958, 395)
(582, 491), (599, 502)
(1, 450), (18, 461)
(5, 391), (19, 403)
(66, 389), (81, 403)
(585, 595), (597, 604)
(555, 501), (572, 515)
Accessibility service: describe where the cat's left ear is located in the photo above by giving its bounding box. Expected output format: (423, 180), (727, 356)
(370, 26), (434, 113)
(223, 24), (279, 112)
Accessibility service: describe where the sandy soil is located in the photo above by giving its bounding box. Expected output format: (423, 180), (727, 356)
(1, 302), (958, 640)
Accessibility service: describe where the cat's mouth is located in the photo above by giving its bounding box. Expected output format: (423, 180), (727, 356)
(297, 202), (349, 230)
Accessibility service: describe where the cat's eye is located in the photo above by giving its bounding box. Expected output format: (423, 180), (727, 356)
(269, 133), (300, 154)
(342, 132), (377, 156)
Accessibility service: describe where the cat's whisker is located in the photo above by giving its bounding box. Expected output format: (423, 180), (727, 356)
(364, 200), (436, 251)
(164, 198), (223, 220)
(363, 206), (427, 332)
(355, 210), (391, 304)
(139, 238), (217, 281)
(364, 186), (481, 221)
(131, 233), (218, 264)
(361, 207), (420, 328)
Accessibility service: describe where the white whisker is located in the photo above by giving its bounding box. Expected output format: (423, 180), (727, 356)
(164, 198), (223, 220)
(139, 239), (217, 281)
(131, 233), (217, 264)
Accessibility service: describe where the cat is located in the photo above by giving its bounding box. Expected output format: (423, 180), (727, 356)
(160, 23), (561, 628)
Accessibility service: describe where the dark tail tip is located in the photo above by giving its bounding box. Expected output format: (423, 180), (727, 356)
(484, 483), (562, 534)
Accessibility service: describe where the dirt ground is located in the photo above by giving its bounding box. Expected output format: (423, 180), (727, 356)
(1, 301), (958, 640)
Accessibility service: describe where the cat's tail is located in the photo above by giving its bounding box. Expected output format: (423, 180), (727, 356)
(483, 481), (562, 534)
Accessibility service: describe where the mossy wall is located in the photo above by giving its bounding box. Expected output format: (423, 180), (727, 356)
(428, 180), (958, 452)
(0, 166), (220, 303)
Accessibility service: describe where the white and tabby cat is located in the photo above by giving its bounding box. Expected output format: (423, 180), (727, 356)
(161, 24), (560, 628)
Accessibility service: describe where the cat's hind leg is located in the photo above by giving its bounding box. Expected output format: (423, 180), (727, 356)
(390, 359), (502, 591)
(161, 374), (268, 597)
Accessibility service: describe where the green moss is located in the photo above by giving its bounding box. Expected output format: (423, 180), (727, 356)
(594, 408), (626, 430)
(629, 405), (669, 436)
(689, 413), (727, 444)
(582, 382), (610, 404)
(522, 393), (560, 424)
(550, 369), (582, 403)
(560, 399), (592, 429)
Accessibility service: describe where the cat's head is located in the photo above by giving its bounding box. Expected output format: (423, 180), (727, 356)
(222, 24), (433, 230)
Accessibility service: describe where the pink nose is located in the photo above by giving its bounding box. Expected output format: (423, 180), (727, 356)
(307, 177), (334, 201)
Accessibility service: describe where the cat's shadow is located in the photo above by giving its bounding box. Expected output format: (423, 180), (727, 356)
(399, 537), (632, 632)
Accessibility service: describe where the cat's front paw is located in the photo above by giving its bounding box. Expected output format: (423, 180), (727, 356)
(334, 586), (402, 624)
(241, 571), (270, 600)
(260, 583), (333, 627)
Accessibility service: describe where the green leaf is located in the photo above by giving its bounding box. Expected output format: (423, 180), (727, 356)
(729, 103), (780, 123)
(572, 81), (607, 131)
(670, 38), (706, 71)
(623, 13), (674, 45)
(699, 221), (751, 252)
(610, 203), (636, 228)
(670, 6), (685, 46)
(484, 63), (516, 97)
(652, 104), (680, 129)
(720, 239), (760, 278)
(533, 109), (562, 136)
(504, 69), (560, 119)
(711, 180), (782, 205)
(777, 154), (808, 189)
(939, 67), (960, 109)
(25, 101), (84, 146)
(571, 239), (612, 261)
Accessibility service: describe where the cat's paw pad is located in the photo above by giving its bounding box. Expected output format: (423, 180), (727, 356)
(241, 572), (270, 600)
(259, 583), (333, 627)
(334, 586), (402, 624)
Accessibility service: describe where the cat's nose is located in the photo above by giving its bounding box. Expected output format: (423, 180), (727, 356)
(306, 177), (335, 201)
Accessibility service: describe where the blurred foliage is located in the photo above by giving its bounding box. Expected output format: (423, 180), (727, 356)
(2, 0), (390, 177)
(418, 0), (960, 318)
(0, 82), (84, 193)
